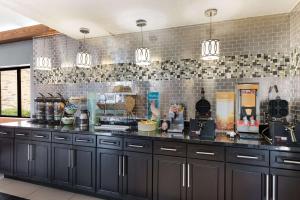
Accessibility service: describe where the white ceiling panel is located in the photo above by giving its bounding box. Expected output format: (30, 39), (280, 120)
(0, 4), (38, 32)
(0, 0), (298, 38)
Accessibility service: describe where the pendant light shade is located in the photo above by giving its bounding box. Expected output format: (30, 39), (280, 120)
(35, 38), (52, 71)
(201, 39), (220, 61)
(76, 51), (92, 68)
(76, 27), (92, 68)
(36, 56), (52, 71)
(201, 9), (220, 61)
(135, 19), (151, 66)
(135, 47), (151, 66)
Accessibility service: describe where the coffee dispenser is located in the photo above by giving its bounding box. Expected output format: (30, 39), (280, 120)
(34, 93), (46, 123)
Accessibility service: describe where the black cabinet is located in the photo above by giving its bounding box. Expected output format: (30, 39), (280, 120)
(153, 155), (186, 200)
(0, 138), (13, 175)
(52, 143), (96, 192)
(14, 139), (30, 178)
(187, 159), (224, 200)
(72, 145), (96, 192)
(123, 151), (152, 200)
(30, 141), (51, 182)
(226, 163), (269, 200)
(52, 143), (73, 187)
(96, 148), (123, 199)
(271, 168), (300, 200)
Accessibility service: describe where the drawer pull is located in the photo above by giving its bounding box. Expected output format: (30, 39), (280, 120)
(54, 137), (67, 140)
(16, 133), (26, 136)
(182, 163), (185, 187)
(0, 132), (8, 135)
(76, 139), (91, 143)
(119, 155), (122, 176)
(34, 135), (46, 138)
(160, 147), (177, 152)
(237, 155), (259, 160)
(273, 175), (276, 200)
(196, 151), (215, 156)
(266, 174), (269, 200)
(101, 141), (116, 145)
(128, 144), (144, 148)
(283, 160), (300, 165)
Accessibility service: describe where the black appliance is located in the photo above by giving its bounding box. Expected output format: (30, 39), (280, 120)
(190, 88), (215, 139)
(269, 121), (297, 145)
(268, 85), (289, 119)
(190, 119), (215, 139)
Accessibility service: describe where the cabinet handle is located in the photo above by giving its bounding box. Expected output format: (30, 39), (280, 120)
(54, 137), (67, 140)
(196, 151), (215, 156)
(119, 156), (122, 176)
(71, 150), (75, 168)
(266, 174), (269, 200)
(122, 156), (125, 177)
(76, 139), (90, 143)
(101, 141), (116, 145)
(160, 147), (177, 152)
(34, 135), (45, 138)
(273, 175), (276, 200)
(31, 144), (34, 161)
(27, 144), (30, 161)
(236, 155), (259, 160)
(16, 133), (25, 136)
(68, 149), (71, 168)
(187, 163), (190, 188)
(283, 159), (300, 165)
(128, 144), (144, 148)
(182, 163), (185, 187)
(0, 132), (8, 135)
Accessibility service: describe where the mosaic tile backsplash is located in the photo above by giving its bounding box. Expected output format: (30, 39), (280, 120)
(32, 4), (300, 121)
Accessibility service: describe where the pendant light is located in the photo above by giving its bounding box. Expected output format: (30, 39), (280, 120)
(35, 37), (52, 71)
(201, 8), (220, 61)
(135, 19), (151, 66)
(76, 27), (92, 68)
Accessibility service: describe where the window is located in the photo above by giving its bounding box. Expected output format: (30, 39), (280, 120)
(0, 66), (30, 118)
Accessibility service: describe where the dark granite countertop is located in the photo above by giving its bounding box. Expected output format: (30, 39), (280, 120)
(1, 121), (300, 152)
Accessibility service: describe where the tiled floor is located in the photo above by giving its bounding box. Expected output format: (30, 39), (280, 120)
(0, 178), (105, 200)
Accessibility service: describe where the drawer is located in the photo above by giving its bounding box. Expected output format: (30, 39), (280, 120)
(226, 147), (269, 166)
(124, 138), (152, 153)
(154, 141), (186, 157)
(52, 132), (73, 144)
(0, 127), (14, 138)
(15, 128), (31, 139)
(271, 151), (300, 170)
(97, 136), (123, 150)
(188, 144), (225, 161)
(73, 134), (96, 147)
(31, 131), (51, 142)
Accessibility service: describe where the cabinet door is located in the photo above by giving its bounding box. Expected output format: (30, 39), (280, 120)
(14, 139), (30, 178)
(123, 151), (152, 200)
(52, 143), (72, 187)
(187, 159), (224, 200)
(226, 163), (269, 200)
(153, 155), (186, 200)
(73, 146), (96, 192)
(96, 148), (123, 199)
(30, 141), (51, 183)
(271, 168), (300, 200)
(0, 138), (13, 175)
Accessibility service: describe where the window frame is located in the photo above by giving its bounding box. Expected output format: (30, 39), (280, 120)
(0, 66), (30, 118)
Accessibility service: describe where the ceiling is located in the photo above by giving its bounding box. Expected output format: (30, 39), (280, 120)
(0, 4), (38, 32)
(0, 0), (298, 38)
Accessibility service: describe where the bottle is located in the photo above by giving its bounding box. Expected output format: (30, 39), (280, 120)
(161, 114), (168, 132)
